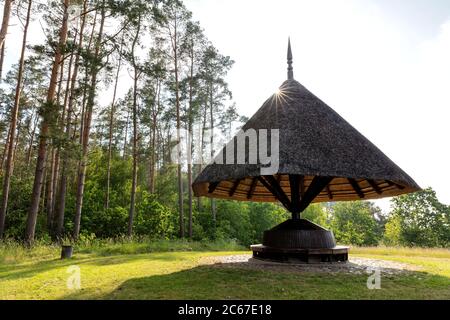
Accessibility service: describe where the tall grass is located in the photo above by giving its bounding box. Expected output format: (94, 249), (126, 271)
(74, 236), (246, 256)
(0, 237), (246, 264)
(0, 239), (60, 264)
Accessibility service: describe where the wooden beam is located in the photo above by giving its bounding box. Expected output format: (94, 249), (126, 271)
(247, 177), (258, 199)
(299, 175), (305, 198)
(229, 179), (241, 197)
(258, 176), (291, 211)
(386, 180), (405, 190)
(298, 176), (333, 212)
(265, 175), (292, 210)
(348, 178), (364, 198)
(208, 181), (220, 194)
(326, 185), (333, 200)
(367, 179), (382, 195)
(395, 182), (406, 190)
(289, 175), (301, 214)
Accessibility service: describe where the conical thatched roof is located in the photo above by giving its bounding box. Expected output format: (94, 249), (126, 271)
(192, 40), (420, 213)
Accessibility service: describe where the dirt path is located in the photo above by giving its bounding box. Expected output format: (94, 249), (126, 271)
(200, 254), (422, 275)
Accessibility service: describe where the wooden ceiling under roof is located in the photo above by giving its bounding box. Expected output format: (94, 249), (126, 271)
(193, 175), (415, 213)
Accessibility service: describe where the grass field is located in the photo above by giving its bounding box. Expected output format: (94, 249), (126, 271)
(0, 241), (449, 300)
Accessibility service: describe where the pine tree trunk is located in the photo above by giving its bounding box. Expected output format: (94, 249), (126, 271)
(0, 39), (5, 80)
(73, 2), (105, 240)
(128, 73), (139, 236)
(149, 113), (157, 193)
(172, 18), (184, 238)
(0, 127), (11, 173)
(128, 16), (141, 237)
(149, 82), (160, 194)
(197, 104), (208, 212)
(47, 62), (64, 234)
(106, 37), (123, 209)
(48, 46), (74, 235)
(209, 86), (216, 225)
(25, 0), (69, 244)
(0, 0), (13, 77)
(123, 109), (129, 159)
(25, 0), (70, 244)
(187, 49), (194, 238)
(54, 2), (87, 238)
(45, 148), (56, 231)
(26, 113), (38, 169)
(0, 0), (13, 47)
(11, 118), (21, 165)
(0, 0), (32, 238)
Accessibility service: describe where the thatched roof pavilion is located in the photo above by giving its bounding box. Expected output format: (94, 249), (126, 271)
(192, 39), (420, 263)
(193, 39), (420, 216)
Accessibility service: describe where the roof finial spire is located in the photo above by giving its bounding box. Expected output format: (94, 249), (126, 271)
(287, 37), (294, 80)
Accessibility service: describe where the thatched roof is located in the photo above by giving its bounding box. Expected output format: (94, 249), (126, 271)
(192, 41), (420, 213)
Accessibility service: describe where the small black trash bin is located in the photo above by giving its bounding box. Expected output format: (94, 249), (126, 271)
(61, 245), (73, 259)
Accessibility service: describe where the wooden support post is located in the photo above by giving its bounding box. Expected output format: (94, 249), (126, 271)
(299, 175), (305, 198)
(289, 174), (301, 219)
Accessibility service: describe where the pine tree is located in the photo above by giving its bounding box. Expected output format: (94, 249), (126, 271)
(0, 0), (33, 238)
(25, 0), (70, 244)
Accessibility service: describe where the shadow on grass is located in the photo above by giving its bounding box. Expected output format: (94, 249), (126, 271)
(0, 257), (90, 281)
(62, 262), (450, 300)
(0, 253), (161, 281)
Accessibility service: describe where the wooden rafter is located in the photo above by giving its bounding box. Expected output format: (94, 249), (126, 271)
(386, 180), (405, 190)
(208, 181), (220, 194)
(348, 178), (364, 198)
(265, 175), (292, 209)
(258, 176), (291, 211)
(326, 185), (333, 200)
(247, 177), (258, 199)
(229, 179), (241, 197)
(298, 176), (333, 212)
(367, 179), (382, 195)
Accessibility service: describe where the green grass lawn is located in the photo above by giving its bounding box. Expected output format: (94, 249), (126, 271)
(0, 243), (449, 300)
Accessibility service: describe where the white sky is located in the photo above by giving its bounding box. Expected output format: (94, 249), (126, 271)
(184, 0), (450, 210)
(2, 0), (450, 211)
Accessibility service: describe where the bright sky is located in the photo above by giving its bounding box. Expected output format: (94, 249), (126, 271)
(2, 0), (450, 211)
(184, 0), (450, 209)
